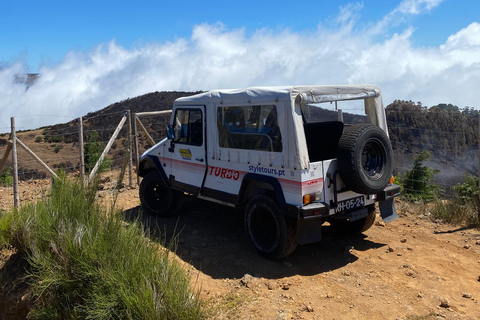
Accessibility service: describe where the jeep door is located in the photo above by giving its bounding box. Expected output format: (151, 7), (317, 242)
(165, 107), (206, 195)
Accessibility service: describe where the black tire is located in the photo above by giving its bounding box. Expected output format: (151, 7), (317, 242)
(244, 195), (297, 260)
(337, 124), (393, 194)
(328, 206), (376, 234)
(139, 171), (184, 217)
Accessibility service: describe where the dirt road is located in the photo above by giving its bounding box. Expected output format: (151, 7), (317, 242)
(1, 182), (480, 320)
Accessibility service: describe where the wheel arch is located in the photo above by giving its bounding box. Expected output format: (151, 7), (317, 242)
(237, 173), (290, 216)
(139, 156), (170, 186)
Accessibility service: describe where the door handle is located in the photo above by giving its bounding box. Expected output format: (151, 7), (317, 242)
(195, 158), (204, 162)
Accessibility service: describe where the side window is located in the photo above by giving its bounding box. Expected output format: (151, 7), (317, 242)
(217, 105), (282, 152)
(173, 109), (203, 146)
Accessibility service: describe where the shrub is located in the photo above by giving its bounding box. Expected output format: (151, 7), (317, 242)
(453, 174), (479, 204)
(84, 132), (111, 173)
(0, 166), (13, 187)
(0, 174), (203, 319)
(399, 151), (442, 202)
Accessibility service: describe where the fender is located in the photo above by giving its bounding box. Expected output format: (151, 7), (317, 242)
(238, 173), (294, 217)
(139, 155), (171, 187)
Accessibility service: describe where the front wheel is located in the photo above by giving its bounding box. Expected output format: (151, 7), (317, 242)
(244, 195), (297, 260)
(139, 171), (184, 217)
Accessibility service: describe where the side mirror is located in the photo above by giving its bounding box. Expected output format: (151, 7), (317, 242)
(166, 125), (175, 139)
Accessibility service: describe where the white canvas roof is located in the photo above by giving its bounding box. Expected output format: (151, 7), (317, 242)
(175, 85), (387, 170)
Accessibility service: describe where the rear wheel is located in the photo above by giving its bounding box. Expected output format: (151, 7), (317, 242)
(139, 171), (184, 217)
(244, 195), (297, 260)
(328, 206), (376, 234)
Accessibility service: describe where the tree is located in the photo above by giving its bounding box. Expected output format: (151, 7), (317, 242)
(84, 132), (111, 173)
(400, 151), (442, 202)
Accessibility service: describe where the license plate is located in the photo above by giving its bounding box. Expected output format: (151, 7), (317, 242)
(335, 196), (365, 213)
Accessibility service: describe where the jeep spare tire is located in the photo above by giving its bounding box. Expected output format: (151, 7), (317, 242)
(337, 124), (393, 194)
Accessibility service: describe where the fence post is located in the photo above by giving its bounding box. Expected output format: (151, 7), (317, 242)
(127, 110), (133, 188)
(133, 114), (140, 187)
(78, 117), (85, 183)
(87, 112), (127, 184)
(10, 117), (19, 209)
(15, 138), (59, 179)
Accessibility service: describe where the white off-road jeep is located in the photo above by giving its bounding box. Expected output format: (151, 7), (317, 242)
(138, 85), (400, 259)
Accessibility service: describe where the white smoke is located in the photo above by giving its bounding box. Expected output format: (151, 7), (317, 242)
(1, 0), (479, 131)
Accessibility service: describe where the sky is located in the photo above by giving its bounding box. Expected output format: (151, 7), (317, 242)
(1, 0), (479, 130)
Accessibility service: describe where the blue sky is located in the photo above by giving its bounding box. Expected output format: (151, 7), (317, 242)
(1, 0), (480, 129)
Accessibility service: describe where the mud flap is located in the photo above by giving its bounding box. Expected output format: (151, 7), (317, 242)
(296, 217), (323, 245)
(379, 198), (398, 223)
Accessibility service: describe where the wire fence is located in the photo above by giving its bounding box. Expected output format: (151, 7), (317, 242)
(0, 108), (478, 210)
(0, 110), (172, 210)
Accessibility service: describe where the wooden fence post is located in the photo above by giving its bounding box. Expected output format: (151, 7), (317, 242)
(11, 117), (19, 209)
(127, 110), (133, 188)
(15, 138), (59, 179)
(87, 112), (127, 184)
(78, 117), (85, 183)
(133, 114), (140, 187)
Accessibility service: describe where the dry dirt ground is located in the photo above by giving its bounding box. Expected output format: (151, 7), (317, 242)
(1, 178), (480, 320)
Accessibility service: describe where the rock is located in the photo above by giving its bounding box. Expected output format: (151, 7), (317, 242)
(405, 269), (416, 277)
(400, 238), (407, 243)
(476, 239), (480, 245)
(342, 270), (351, 276)
(375, 220), (386, 227)
(306, 305), (314, 312)
(464, 244), (471, 249)
(240, 274), (254, 287)
(439, 297), (450, 308)
(281, 282), (291, 290)
(267, 281), (277, 290)
(462, 293), (472, 299)
(387, 246), (395, 253)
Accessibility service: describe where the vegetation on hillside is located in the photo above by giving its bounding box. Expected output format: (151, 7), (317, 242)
(386, 100), (479, 159)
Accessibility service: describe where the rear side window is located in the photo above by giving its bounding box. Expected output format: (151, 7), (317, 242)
(217, 105), (282, 152)
(173, 109), (203, 146)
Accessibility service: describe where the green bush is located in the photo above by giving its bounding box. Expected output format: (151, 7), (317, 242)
(399, 151), (442, 202)
(84, 132), (111, 173)
(0, 166), (13, 187)
(0, 174), (203, 319)
(53, 145), (63, 153)
(453, 174), (479, 204)
(43, 135), (63, 143)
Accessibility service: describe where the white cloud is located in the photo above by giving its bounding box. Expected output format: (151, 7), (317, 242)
(396, 0), (445, 15)
(0, 2), (479, 131)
